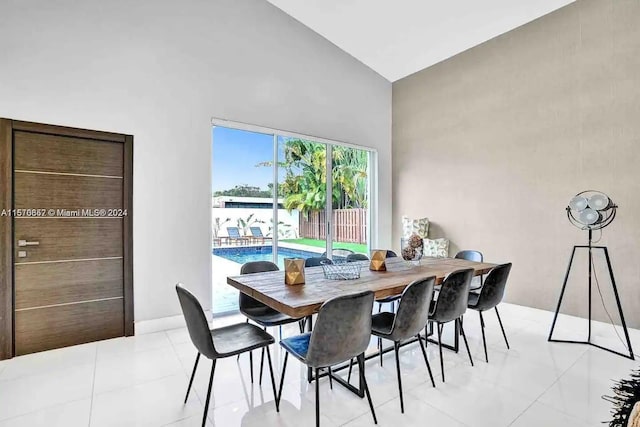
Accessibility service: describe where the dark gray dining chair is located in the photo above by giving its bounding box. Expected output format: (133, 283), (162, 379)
(428, 268), (475, 382)
(375, 250), (402, 344)
(176, 284), (279, 427)
(455, 250), (483, 291)
(277, 291), (377, 427)
(467, 263), (512, 362)
(371, 276), (437, 413)
(305, 256), (333, 267)
(346, 253), (369, 262)
(239, 261), (305, 384)
(321, 248), (355, 261)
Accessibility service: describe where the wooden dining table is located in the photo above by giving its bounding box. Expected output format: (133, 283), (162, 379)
(227, 256), (497, 318)
(227, 256), (498, 397)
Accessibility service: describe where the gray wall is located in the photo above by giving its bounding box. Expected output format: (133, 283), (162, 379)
(0, 0), (391, 323)
(393, 0), (640, 327)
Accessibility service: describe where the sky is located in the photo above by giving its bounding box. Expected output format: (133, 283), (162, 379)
(211, 126), (275, 193)
(212, 127), (317, 193)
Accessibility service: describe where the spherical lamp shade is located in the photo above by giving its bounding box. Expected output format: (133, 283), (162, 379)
(569, 196), (588, 212)
(578, 208), (601, 225)
(588, 193), (611, 211)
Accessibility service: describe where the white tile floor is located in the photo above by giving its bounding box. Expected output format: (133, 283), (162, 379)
(0, 303), (637, 427)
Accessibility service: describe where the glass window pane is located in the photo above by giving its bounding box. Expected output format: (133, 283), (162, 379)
(331, 145), (370, 260)
(211, 126), (275, 315)
(276, 136), (329, 262)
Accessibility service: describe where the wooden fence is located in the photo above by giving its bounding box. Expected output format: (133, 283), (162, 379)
(299, 209), (367, 244)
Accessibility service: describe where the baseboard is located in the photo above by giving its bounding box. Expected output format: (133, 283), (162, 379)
(135, 310), (213, 335)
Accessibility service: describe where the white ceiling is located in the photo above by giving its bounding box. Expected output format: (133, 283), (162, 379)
(266, 0), (575, 82)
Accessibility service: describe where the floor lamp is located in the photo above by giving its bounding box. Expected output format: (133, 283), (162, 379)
(548, 190), (635, 360)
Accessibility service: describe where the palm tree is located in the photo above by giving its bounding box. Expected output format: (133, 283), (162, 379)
(332, 146), (368, 209)
(260, 139), (368, 215)
(255, 140), (368, 246)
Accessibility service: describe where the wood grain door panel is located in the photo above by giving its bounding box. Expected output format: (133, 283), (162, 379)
(14, 218), (123, 262)
(15, 299), (124, 356)
(15, 258), (124, 310)
(14, 131), (124, 177)
(1, 119), (133, 360)
(14, 173), (122, 211)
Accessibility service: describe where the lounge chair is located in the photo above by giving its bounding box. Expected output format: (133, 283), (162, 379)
(226, 227), (248, 245)
(249, 226), (271, 244)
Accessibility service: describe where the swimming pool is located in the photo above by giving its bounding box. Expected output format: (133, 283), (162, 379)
(213, 246), (321, 269)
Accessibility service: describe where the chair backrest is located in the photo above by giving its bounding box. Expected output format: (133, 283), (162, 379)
(321, 249), (355, 261)
(455, 250), (483, 263)
(306, 291), (375, 368)
(431, 268), (474, 323)
(389, 276), (436, 342)
(472, 263), (512, 311)
(455, 251), (483, 288)
(239, 261), (279, 311)
(250, 226), (264, 237)
(176, 284), (217, 359)
(227, 227), (241, 238)
(305, 256), (333, 267)
(346, 253), (369, 262)
(386, 250), (398, 258)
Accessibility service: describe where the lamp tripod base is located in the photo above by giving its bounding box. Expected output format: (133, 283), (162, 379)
(548, 235), (635, 360)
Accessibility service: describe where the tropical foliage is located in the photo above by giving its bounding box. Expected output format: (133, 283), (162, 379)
(214, 184), (272, 198)
(259, 139), (368, 215)
(212, 217), (231, 238)
(236, 213), (263, 236)
(264, 218), (296, 238)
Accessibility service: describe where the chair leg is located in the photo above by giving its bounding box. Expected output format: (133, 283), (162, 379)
(417, 334), (435, 387)
(495, 306), (510, 349)
(347, 358), (354, 383)
(315, 368), (320, 427)
(276, 352), (289, 405)
(437, 322), (445, 382)
(265, 347), (279, 412)
(358, 354), (377, 424)
(184, 353), (200, 403)
(393, 342), (404, 413)
(458, 318), (474, 367)
(249, 351), (254, 383)
(306, 316), (313, 384)
(378, 337), (383, 367)
(479, 311), (488, 363)
(328, 367), (333, 390)
(259, 327), (266, 385)
(202, 360), (216, 427)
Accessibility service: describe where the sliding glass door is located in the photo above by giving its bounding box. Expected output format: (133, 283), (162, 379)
(276, 136), (330, 261)
(330, 145), (370, 260)
(211, 126), (276, 315)
(211, 123), (373, 315)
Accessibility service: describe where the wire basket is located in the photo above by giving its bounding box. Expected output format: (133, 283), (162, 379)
(322, 262), (362, 280)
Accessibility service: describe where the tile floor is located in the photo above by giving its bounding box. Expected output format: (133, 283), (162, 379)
(0, 303), (637, 427)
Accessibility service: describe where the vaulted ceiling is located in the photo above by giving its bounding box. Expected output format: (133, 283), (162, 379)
(266, 0), (575, 82)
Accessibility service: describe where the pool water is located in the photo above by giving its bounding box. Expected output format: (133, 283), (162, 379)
(213, 246), (320, 269)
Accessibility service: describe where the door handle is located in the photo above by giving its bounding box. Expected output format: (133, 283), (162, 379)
(18, 240), (40, 247)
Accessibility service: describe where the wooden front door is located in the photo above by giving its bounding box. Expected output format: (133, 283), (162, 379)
(0, 119), (133, 359)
